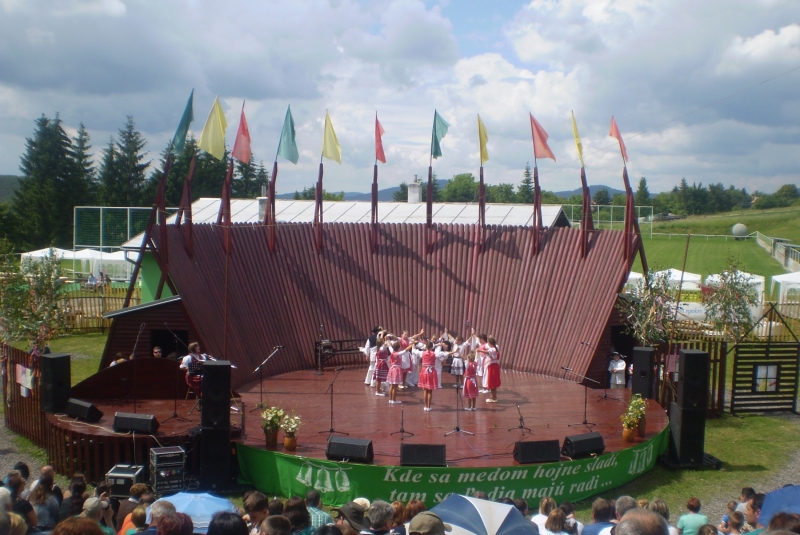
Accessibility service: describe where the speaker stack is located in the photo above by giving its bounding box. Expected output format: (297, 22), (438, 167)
(513, 440), (561, 464)
(66, 398), (103, 423)
(668, 349), (709, 466)
(561, 432), (605, 459)
(400, 444), (447, 467)
(631, 347), (656, 399)
(113, 412), (159, 434)
(200, 361), (232, 491)
(40, 354), (71, 413)
(326, 437), (374, 464)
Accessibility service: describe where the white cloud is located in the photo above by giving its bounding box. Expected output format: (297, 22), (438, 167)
(716, 24), (800, 75)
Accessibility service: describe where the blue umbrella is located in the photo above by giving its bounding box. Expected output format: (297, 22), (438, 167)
(430, 494), (538, 535)
(760, 485), (800, 526)
(165, 492), (239, 534)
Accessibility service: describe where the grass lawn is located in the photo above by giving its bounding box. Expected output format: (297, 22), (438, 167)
(652, 207), (800, 244)
(10, 331), (107, 385)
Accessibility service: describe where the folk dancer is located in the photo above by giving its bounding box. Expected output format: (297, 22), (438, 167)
(399, 329), (424, 388)
(462, 352), (478, 410)
(387, 342), (412, 404)
(434, 338), (456, 389)
(372, 337), (390, 396)
(362, 326), (382, 387)
(418, 342), (439, 411)
(476, 335), (501, 403)
(449, 335), (466, 388)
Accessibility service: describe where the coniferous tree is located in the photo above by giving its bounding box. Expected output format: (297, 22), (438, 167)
(192, 147), (230, 199)
(518, 163), (534, 204)
(441, 173), (477, 202)
(233, 157), (267, 198)
(98, 138), (119, 205)
(393, 182), (409, 202)
(634, 177), (650, 206)
(72, 122), (97, 203)
(593, 188), (611, 205)
(114, 116), (150, 206)
(255, 163), (269, 197)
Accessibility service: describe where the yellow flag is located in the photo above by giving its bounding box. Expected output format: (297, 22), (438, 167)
(198, 96), (228, 160)
(477, 114), (489, 165)
(571, 110), (585, 168)
(321, 110), (342, 164)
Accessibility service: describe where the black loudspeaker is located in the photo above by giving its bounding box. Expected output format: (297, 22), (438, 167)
(561, 432), (605, 459)
(400, 444), (447, 467)
(669, 402), (706, 465)
(200, 428), (231, 491)
(41, 353), (71, 413)
(677, 349), (709, 409)
(66, 398), (103, 423)
(326, 437), (374, 463)
(631, 347), (655, 399)
(201, 361), (231, 429)
(113, 412), (159, 434)
(513, 440), (561, 464)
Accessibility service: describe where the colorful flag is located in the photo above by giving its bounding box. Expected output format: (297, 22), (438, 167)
(571, 111), (585, 168)
(171, 89), (194, 155)
(529, 113), (556, 162)
(198, 96), (227, 160)
(232, 101), (252, 163)
(375, 114), (386, 164)
(431, 110), (449, 159)
(609, 116), (629, 162)
(477, 114), (489, 165)
(277, 105), (299, 164)
(321, 110), (341, 164)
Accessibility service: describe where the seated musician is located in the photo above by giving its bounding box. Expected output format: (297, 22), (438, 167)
(180, 342), (209, 396)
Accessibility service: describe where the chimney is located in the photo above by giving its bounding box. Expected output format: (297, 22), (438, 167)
(407, 182), (421, 204)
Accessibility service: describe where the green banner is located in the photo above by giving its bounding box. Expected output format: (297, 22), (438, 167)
(238, 427), (668, 508)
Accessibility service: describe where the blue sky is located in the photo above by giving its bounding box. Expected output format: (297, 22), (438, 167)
(0, 0), (797, 195)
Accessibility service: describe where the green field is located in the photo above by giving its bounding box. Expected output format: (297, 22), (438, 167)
(10, 332), (108, 385)
(651, 207), (800, 243)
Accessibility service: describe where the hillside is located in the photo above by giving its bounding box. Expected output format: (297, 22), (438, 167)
(0, 175), (19, 203)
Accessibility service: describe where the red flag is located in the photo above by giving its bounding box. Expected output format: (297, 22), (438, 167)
(530, 113), (556, 161)
(609, 116), (628, 162)
(232, 102), (252, 163)
(375, 114), (386, 164)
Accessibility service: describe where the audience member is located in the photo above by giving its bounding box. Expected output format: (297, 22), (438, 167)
(767, 513), (800, 534)
(649, 499), (678, 535)
(514, 498), (530, 519)
(583, 498), (615, 535)
(244, 491), (270, 535)
(532, 498), (558, 532)
(744, 494), (766, 535)
(117, 483), (149, 532)
(29, 472), (60, 530)
(81, 497), (115, 535)
(6, 472), (37, 529)
(407, 511), (451, 535)
(726, 511), (745, 535)
(638, 500), (650, 509)
(306, 490), (333, 529)
(268, 499), (285, 517)
(543, 509), (570, 535)
(677, 498), (709, 535)
(353, 498), (371, 511)
(472, 492), (489, 500)
(314, 527), (344, 535)
(737, 489), (756, 514)
(262, 515), (292, 535)
(403, 500), (427, 524)
(332, 502), (369, 533)
(364, 500), (395, 535)
(119, 494), (156, 534)
(720, 500), (738, 533)
(142, 500), (177, 534)
(157, 512), (194, 535)
(697, 525), (718, 535)
(59, 477), (87, 521)
(27, 465), (64, 504)
(126, 505), (148, 534)
(52, 517), (106, 535)
(283, 496), (314, 535)
(497, 497), (515, 506)
(207, 511), (248, 535)
(390, 501), (406, 535)
(561, 501), (584, 535)
(0, 488), (27, 535)
(617, 509), (668, 535)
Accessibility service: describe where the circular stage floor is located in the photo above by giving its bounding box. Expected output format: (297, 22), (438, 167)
(236, 368), (668, 468)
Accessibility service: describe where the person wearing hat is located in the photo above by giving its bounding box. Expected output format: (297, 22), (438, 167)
(332, 501), (369, 533)
(608, 352), (627, 389)
(81, 496), (115, 535)
(408, 511), (452, 535)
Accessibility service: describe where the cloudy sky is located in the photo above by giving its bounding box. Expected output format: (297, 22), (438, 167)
(0, 0), (797, 195)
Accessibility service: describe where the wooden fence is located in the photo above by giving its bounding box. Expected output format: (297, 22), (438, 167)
(61, 285), (141, 334)
(2, 344), (49, 448)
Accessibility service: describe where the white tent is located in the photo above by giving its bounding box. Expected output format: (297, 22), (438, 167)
(654, 268), (702, 287)
(20, 247), (70, 261)
(772, 272), (800, 302)
(706, 271), (766, 302)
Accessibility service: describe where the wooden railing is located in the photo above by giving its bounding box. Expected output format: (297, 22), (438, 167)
(60, 285), (141, 333)
(2, 344), (49, 448)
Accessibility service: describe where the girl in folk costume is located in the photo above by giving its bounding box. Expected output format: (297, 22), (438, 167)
(372, 338), (390, 396)
(417, 341), (440, 411)
(477, 335), (502, 402)
(462, 352), (479, 410)
(386, 341), (411, 404)
(475, 333), (489, 393)
(450, 335), (466, 389)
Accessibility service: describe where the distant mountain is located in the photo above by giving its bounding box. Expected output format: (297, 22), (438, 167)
(277, 186), (401, 202)
(0, 175), (20, 203)
(552, 184), (625, 199)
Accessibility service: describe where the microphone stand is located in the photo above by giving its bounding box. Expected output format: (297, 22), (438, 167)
(390, 403), (414, 439)
(445, 379), (473, 437)
(163, 324), (190, 423)
(249, 347), (281, 413)
(580, 341), (616, 402)
(315, 324), (325, 376)
(319, 367), (348, 437)
(131, 323), (144, 414)
(508, 404), (532, 436)
(563, 368), (600, 431)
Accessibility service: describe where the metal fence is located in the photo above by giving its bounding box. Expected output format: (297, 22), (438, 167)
(562, 205), (654, 237)
(755, 231), (800, 272)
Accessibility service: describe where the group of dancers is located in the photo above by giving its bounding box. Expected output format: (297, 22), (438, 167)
(361, 326), (501, 411)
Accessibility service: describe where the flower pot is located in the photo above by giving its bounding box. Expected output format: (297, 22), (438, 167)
(637, 415), (646, 438)
(622, 427), (636, 443)
(264, 429), (279, 449)
(284, 432), (297, 451)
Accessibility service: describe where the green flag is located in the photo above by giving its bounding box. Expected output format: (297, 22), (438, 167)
(171, 89), (194, 155)
(431, 110), (449, 159)
(277, 105), (299, 164)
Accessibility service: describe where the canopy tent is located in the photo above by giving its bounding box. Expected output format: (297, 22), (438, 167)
(21, 247), (133, 280)
(705, 271), (766, 302)
(772, 271), (800, 302)
(20, 247), (71, 261)
(654, 268), (702, 287)
(624, 271), (644, 292)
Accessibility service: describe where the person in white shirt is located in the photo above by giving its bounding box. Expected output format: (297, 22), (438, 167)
(608, 352), (627, 389)
(362, 326), (382, 387)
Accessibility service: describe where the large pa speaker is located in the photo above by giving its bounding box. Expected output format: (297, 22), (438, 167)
(631, 347), (655, 399)
(669, 402), (706, 465)
(66, 398), (103, 423)
(113, 412), (159, 434)
(561, 432), (605, 459)
(201, 361), (231, 429)
(41, 353), (71, 413)
(326, 437), (374, 463)
(677, 349), (709, 409)
(400, 444), (447, 467)
(200, 428), (231, 491)
(513, 440), (561, 464)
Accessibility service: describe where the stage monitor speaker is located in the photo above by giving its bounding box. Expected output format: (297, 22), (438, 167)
(113, 412), (159, 434)
(561, 431), (605, 459)
(41, 353), (71, 413)
(631, 347), (655, 399)
(201, 361), (231, 429)
(677, 349), (709, 409)
(400, 444), (447, 467)
(326, 437), (374, 464)
(66, 398), (103, 423)
(200, 428), (231, 491)
(513, 440), (561, 464)
(669, 402), (706, 465)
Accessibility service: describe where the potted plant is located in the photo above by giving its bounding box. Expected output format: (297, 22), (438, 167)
(620, 394), (646, 442)
(261, 406), (285, 448)
(280, 411), (302, 451)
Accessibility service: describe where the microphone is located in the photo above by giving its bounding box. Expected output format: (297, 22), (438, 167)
(335, 366), (345, 371)
(561, 366), (572, 371)
(275, 345), (284, 348)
